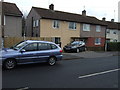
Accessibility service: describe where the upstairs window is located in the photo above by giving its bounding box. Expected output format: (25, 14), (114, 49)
(107, 29), (110, 33)
(0, 15), (2, 25)
(36, 20), (39, 27)
(33, 21), (36, 27)
(113, 31), (117, 34)
(4, 16), (6, 25)
(33, 20), (39, 27)
(53, 20), (59, 29)
(96, 25), (101, 32)
(83, 24), (90, 31)
(69, 22), (76, 30)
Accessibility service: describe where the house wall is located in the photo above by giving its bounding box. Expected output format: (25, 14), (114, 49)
(40, 19), (80, 48)
(118, 1), (120, 22)
(80, 24), (106, 49)
(80, 24), (106, 37)
(87, 37), (105, 47)
(106, 29), (119, 42)
(26, 9), (41, 37)
(0, 2), (2, 37)
(4, 15), (22, 37)
(118, 30), (120, 42)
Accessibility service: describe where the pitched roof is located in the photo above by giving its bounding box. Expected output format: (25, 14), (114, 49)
(118, 23), (120, 30)
(105, 21), (120, 30)
(32, 7), (107, 26)
(3, 2), (23, 16)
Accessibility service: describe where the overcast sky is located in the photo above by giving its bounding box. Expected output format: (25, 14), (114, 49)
(4, 0), (120, 22)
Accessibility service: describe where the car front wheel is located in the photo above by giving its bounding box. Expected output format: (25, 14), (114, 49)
(3, 59), (16, 70)
(48, 57), (56, 66)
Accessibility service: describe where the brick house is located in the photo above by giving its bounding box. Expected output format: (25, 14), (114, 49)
(78, 11), (107, 51)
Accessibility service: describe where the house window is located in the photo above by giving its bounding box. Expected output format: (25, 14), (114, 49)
(95, 38), (101, 45)
(33, 20), (39, 27)
(33, 20), (36, 27)
(53, 20), (59, 28)
(4, 16), (6, 25)
(107, 29), (110, 33)
(113, 31), (116, 34)
(96, 25), (101, 32)
(36, 20), (39, 27)
(83, 24), (90, 31)
(113, 39), (117, 42)
(69, 22), (76, 30)
(0, 15), (1, 25)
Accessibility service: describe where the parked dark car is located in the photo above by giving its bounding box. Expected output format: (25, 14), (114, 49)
(1, 40), (63, 69)
(63, 41), (86, 53)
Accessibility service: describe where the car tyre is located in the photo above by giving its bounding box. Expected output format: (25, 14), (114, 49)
(48, 57), (56, 66)
(3, 59), (16, 70)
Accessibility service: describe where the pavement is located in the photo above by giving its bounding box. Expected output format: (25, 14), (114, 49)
(63, 51), (120, 60)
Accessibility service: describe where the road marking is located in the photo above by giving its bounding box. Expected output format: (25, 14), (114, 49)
(78, 68), (120, 79)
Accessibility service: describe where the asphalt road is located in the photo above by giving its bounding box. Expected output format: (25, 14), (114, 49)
(2, 56), (119, 89)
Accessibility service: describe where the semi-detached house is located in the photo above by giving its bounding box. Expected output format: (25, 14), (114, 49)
(26, 4), (107, 50)
(104, 19), (120, 42)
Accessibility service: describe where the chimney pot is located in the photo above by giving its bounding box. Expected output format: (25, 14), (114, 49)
(82, 10), (86, 16)
(102, 17), (106, 21)
(111, 19), (114, 22)
(49, 4), (54, 10)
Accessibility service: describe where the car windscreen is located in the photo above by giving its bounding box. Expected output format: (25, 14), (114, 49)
(11, 41), (28, 50)
(71, 42), (79, 45)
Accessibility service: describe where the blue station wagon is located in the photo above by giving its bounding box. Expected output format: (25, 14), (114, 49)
(1, 40), (63, 69)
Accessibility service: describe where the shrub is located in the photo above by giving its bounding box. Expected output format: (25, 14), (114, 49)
(107, 42), (120, 51)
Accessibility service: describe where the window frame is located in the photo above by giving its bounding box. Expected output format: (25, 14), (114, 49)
(36, 20), (39, 27)
(95, 38), (101, 45)
(106, 29), (110, 34)
(23, 43), (38, 52)
(96, 25), (101, 32)
(69, 22), (77, 30)
(83, 24), (90, 31)
(33, 20), (36, 27)
(53, 20), (59, 29)
(4, 15), (6, 25)
(38, 43), (51, 51)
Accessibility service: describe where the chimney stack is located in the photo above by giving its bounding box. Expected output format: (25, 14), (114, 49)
(102, 17), (106, 21)
(82, 10), (86, 16)
(111, 19), (114, 22)
(49, 4), (54, 10)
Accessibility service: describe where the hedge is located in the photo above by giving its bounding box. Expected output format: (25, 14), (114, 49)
(107, 42), (120, 51)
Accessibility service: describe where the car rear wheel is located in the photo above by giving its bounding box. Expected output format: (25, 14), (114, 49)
(48, 57), (56, 66)
(3, 59), (16, 70)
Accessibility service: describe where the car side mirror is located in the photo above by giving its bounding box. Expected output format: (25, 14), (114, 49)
(20, 49), (26, 53)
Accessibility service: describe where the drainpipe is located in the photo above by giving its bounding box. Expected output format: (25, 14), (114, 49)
(0, 0), (4, 48)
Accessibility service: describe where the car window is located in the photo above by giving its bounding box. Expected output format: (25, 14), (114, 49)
(71, 42), (79, 45)
(24, 43), (38, 52)
(12, 41), (28, 50)
(51, 44), (58, 49)
(38, 43), (51, 50)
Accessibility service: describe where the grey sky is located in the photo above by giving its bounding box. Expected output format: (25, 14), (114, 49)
(3, 0), (120, 22)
